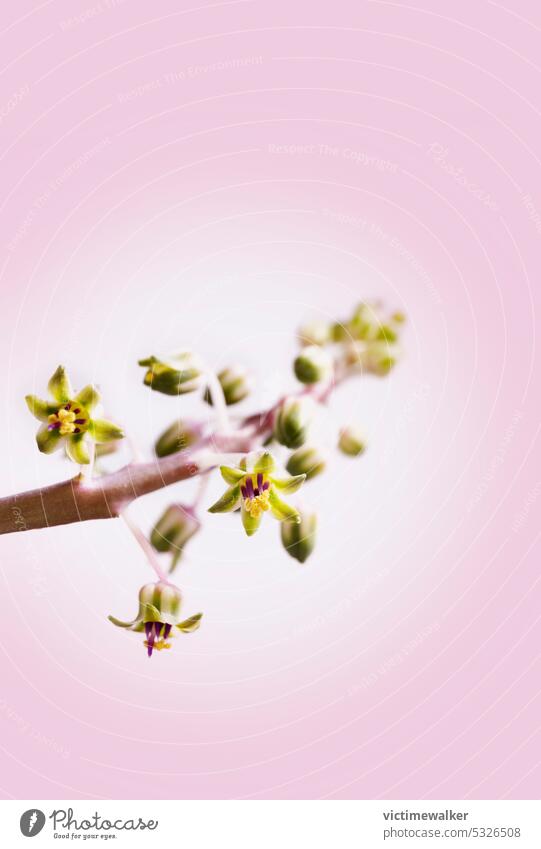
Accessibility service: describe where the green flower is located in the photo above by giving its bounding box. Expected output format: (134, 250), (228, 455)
(208, 451), (305, 536)
(109, 581), (202, 657)
(139, 351), (202, 395)
(204, 365), (251, 406)
(25, 366), (124, 464)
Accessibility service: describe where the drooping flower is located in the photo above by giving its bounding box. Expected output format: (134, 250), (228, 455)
(25, 366), (124, 464)
(208, 451), (305, 536)
(109, 581), (202, 657)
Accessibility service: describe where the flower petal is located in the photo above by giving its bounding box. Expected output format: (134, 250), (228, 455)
(268, 489), (300, 523)
(89, 419), (124, 443)
(47, 365), (73, 403)
(140, 602), (162, 622)
(219, 465), (245, 485)
(270, 474), (306, 494)
(36, 425), (63, 454)
(25, 395), (57, 422)
(208, 484), (241, 514)
(241, 504), (262, 536)
(253, 451), (275, 473)
(65, 433), (91, 464)
(108, 614), (139, 630)
(176, 613), (203, 633)
(74, 384), (101, 411)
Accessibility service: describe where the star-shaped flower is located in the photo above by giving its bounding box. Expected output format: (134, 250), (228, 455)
(208, 451), (305, 536)
(25, 366), (124, 464)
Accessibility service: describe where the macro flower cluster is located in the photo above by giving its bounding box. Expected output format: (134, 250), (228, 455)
(25, 301), (404, 658)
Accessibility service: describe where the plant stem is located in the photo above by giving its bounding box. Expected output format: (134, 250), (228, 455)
(120, 509), (169, 583)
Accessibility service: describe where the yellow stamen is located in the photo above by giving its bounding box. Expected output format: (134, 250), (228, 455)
(144, 640), (172, 652)
(244, 490), (271, 519)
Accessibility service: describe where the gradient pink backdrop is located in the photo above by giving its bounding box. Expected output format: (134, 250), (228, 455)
(0, 0), (540, 800)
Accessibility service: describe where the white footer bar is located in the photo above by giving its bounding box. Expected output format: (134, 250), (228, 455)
(2, 800), (540, 847)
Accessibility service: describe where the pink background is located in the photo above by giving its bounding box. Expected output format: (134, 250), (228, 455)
(0, 0), (540, 800)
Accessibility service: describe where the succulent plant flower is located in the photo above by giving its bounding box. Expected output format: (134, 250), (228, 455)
(25, 366), (124, 464)
(208, 451), (305, 536)
(109, 581), (202, 657)
(139, 351), (203, 395)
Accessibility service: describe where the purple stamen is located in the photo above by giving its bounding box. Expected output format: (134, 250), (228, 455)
(257, 473), (263, 489)
(47, 422), (60, 431)
(246, 477), (254, 498)
(154, 622), (163, 639)
(145, 622), (154, 657)
(262, 480), (270, 491)
(73, 408), (80, 414)
(73, 428), (80, 434)
(163, 624), (172, 640)
(74, 418), (85, 425)
(64, 403), (71, 410)
(241, 485), (248, 499)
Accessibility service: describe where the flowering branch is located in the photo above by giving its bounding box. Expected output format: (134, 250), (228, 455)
(0, 450), (201, 535)
(3, 300), (405, 657)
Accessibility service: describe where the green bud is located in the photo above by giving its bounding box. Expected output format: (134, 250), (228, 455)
(154, 419), (203, 458)
(338, 424), (366, 457)
(297, 320), (330, 347)
(364, 341), (398, 376)
(293, 345), (333, 385)
(150, 504), (201, 570)
(281, 509), (317, 564)
(286, 445), (326, 480)
(139, 352), (202, 396)
(204, 365), (251, 406)
(344, 340), (398, 377)
(273, 397), (312, 449)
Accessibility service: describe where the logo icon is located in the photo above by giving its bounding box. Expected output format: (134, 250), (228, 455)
(20, 809), (46, 837)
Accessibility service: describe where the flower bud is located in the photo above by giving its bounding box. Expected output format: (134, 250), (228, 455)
(154, 419), (203, 458)
(363, 341), (397, 376)
(150, 504), (200, 570)
(338, 424), (366, 457)
(281, 509), (317, 563)
(286, 445), (326, 480)
(297, 320), (330, 347)
(343, 340), (398, 377)
(273, 397), (312, 449)
(293, 345), (333, 385)
(204, 365), (251, 406)
(139, 352), (203, 396)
